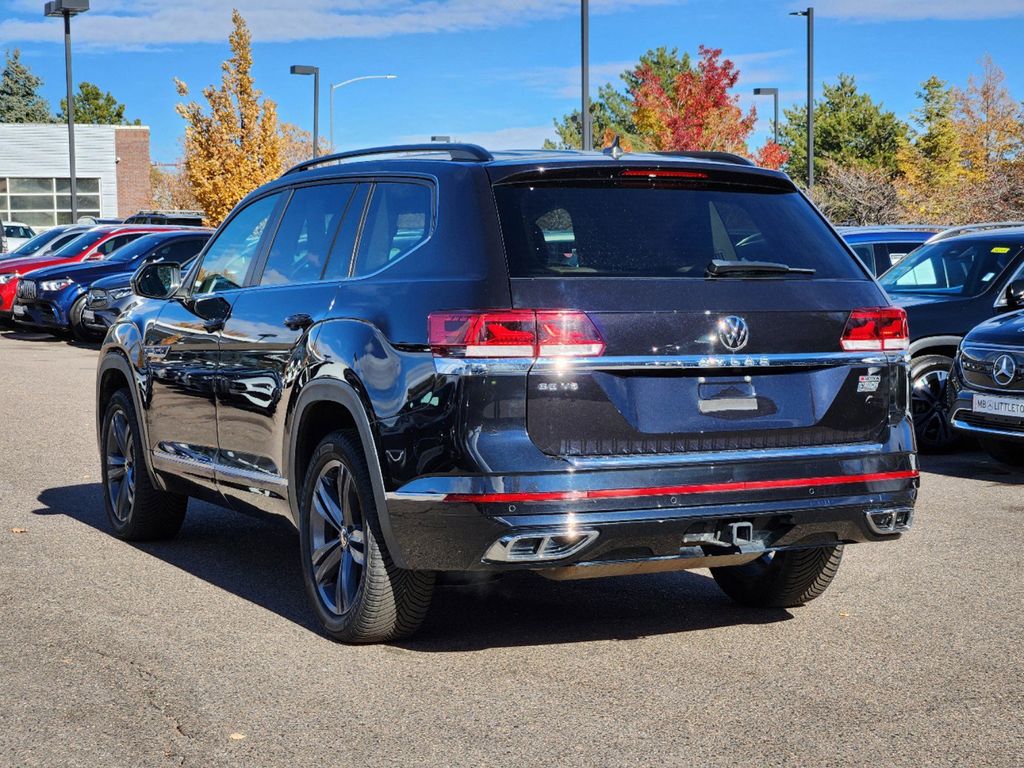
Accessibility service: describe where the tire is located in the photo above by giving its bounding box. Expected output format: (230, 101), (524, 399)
(299, 431), (434, 643)
(69, 295), (99, 342)
(711, 545), (843, 609)
(979, 437), (1024, 467)
(910, 354), (960, 453)
(100, 388), (187, 541)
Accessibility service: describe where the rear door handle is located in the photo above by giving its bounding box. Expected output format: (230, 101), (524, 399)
(284, 313), (313, 331)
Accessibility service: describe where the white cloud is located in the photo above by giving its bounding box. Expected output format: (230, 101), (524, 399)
(0, 0), (675, 48)
(814, 0), (1024, 20)
(396, 124), (556, 149)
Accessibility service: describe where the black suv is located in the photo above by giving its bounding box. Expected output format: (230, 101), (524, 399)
(95, 144), (918, 643)
(878, 227), (1024, 451)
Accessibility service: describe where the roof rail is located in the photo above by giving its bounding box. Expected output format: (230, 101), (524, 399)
(284, 143), (494, 175)
(656, 150), (756, 167)
(926, 221), (1024, 243)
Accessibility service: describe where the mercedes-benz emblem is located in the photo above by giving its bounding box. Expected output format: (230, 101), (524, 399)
(993, 354), (1016, 386)
(717, 316), (749, 352)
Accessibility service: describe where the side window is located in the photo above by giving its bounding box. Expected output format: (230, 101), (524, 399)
(260, 184), (353, 286)
(851, 244), (876, 274)
(321, 184), (369, 281)
(165, 238), (207, 263)
(194, 193), (281, 294)
(98, 233), (142, 255)
(352, 182), (432, 277)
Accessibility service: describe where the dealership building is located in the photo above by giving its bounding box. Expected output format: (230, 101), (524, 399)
(0, 123), (152, 229)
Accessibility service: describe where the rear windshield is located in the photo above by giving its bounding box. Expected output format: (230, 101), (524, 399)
(493, 181), (863, 279)
(879, 238), (1024, 296)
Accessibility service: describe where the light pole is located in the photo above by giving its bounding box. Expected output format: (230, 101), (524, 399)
(44, 0), (89, 223)
(290, 64), (320, 158)
(753, 87), (779, 145)
(329, 75), (397, 152)
(580, 0), (592, 151)
(790, 7), (814, 189)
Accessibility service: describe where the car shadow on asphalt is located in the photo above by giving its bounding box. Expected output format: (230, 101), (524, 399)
(1, 327), (101, 350)
(34, 483), (793, 650)
(920, 450), (1024, 486)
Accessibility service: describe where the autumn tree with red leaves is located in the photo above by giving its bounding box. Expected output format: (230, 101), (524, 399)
(632, 46), (755, 153)
(545, 45), (786, 168)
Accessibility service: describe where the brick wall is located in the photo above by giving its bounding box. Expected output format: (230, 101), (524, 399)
(114, 126), (152, 217)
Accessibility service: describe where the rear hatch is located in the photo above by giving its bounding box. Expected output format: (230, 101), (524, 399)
(491, 164), (898, 457)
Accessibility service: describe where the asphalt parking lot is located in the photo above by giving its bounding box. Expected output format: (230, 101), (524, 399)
(0, 329), (1021, 768)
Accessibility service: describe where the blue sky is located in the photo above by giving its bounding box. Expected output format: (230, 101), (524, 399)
(2, 0), (1023, 164)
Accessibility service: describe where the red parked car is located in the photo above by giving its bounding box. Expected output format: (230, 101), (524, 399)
(0, 225), (164, 320)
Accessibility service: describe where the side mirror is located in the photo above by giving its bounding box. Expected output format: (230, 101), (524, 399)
(132, 261), (182, 300)
(1006, 280), (1024, 310)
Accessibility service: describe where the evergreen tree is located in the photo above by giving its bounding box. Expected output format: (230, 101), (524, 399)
(0, 49), (53, 123)
(780, 74), (909, 182)
(59, 81), (139, 125)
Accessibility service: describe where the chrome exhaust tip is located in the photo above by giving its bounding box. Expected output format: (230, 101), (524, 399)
(483, 530), (599, 563)
(865, 507), (914, 535)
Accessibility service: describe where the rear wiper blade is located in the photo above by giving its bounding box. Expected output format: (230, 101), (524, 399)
(705, 259), (815, 277)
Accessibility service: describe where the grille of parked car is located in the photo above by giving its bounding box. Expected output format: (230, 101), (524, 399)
(17, 281), (35, 300)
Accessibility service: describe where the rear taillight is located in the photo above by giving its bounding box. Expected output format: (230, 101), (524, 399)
(428, 310), (605, 358)
(840, 307), (909, 352)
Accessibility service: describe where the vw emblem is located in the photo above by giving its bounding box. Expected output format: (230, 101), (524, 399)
(717, 316), (749, 352)
(993, 354), (1016, 386)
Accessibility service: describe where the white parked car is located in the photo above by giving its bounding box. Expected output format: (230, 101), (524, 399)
(2, 222), (37, 253)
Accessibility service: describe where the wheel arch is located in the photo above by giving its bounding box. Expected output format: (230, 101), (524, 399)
(908, 335), (961, 361)
(96, 349), (163, 490)
(288, 378), (405, 568)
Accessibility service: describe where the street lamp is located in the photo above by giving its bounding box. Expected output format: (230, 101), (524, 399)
(790, 7), (814, 189)
(290, 64), (320, 159)
(753, 87), (780, 145)
(328, 75), (397, 152)
(44, 0), (89, 223)
(580, 0), (592, 151)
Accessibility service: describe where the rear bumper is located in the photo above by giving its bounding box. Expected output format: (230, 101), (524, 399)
(384, 449), (918, 571)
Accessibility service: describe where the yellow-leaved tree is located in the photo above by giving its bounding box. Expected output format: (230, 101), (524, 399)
(174, 10), (283, 226)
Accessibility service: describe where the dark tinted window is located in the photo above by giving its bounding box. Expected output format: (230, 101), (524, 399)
(50, 229), (106, 258)
(6, 227), (66, 257)
(352, 182), (432, 277)
(880, 241), (919, 269)
(108, 234), (167, 263)
(880, 239), (1023, 296)
(321, 184), (369, 281)
(164, 237), (208, 263)
(5, 225), (33, 239)
(494, 182), (863, 279)
(97, 233), (143, 256)
(194, 194), (281, 294)
(850, 244), (876, 274)
(261, 184), (352, 286)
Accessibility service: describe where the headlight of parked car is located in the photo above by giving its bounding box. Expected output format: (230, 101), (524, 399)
(39, 278), (75, 292)
(108, 287), (134, 300)
(0, 273), (18, 285)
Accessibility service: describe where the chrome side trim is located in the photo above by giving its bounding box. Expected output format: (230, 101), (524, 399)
(563, 441), (882, 469)
(151, 450), (289, 487)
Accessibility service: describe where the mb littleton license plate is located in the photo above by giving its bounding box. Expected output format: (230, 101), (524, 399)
(973, 393), (1024, 417)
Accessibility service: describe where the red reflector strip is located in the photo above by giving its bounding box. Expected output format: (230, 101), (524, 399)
(443, 470), (918, 504)
(621, 169), (709, 179)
